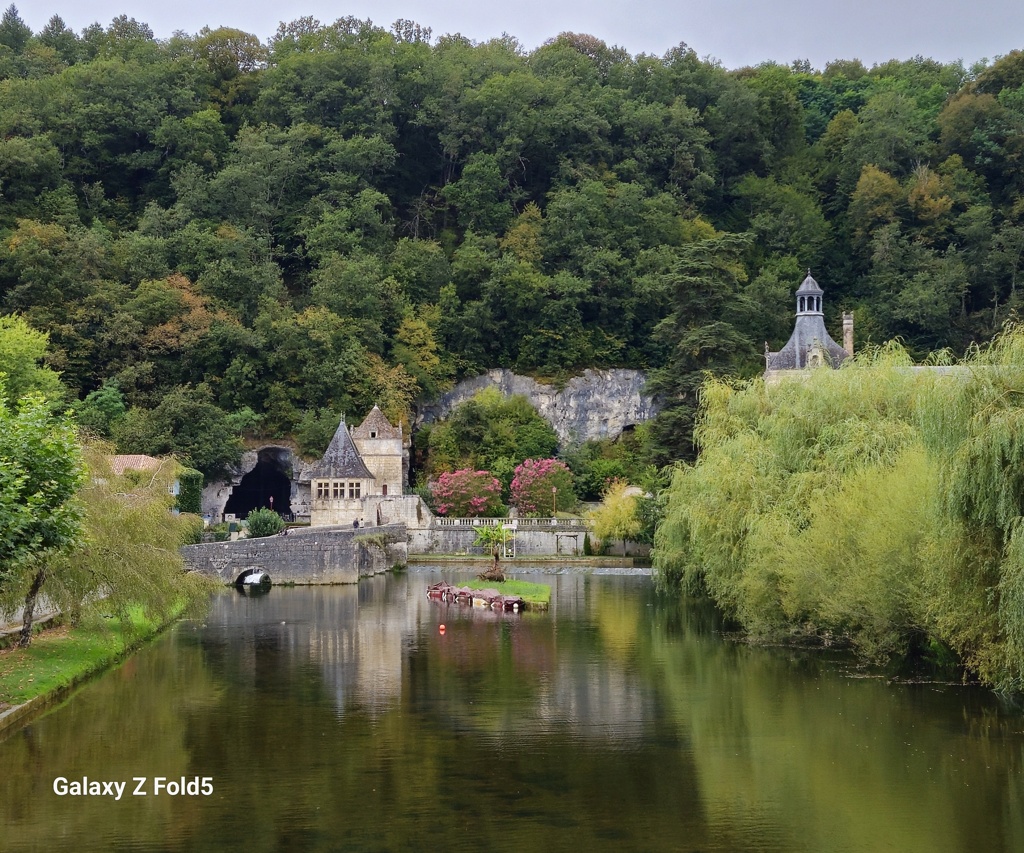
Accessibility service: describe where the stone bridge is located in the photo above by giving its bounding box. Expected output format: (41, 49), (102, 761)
(181, 524), (407, 585)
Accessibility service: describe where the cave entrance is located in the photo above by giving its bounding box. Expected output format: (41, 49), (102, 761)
(224, 449), (293, 520)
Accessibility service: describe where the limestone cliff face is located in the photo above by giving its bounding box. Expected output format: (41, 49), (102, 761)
(415, 369), (658, 446)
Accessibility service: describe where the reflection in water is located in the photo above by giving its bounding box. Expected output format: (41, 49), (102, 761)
(1, 568), (1023, 852)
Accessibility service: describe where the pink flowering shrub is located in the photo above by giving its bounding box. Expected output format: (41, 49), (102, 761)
(510, 458), (575, 516)
(429, 469), (503, 517)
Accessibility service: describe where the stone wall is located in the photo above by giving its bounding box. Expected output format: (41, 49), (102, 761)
(415, 368), (658, 446)
(364, 495), (432, 528)
(310, 494), (370, 528)
(181, 524), (407, 585)
(353, 436), (404, 496)
(408, 519), (592, 557)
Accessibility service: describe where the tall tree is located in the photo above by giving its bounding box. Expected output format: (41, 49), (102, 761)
(0, 5), (31, 54)
(646, 233), (758, 464)
(0, 313), (64, 404)
(0, 388), (84, 646)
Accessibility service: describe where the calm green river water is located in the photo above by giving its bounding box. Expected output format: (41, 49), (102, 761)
(2, 568), (1023, 852)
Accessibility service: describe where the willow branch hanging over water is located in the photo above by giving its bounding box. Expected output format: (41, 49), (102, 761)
(655, 329), (1024, 691)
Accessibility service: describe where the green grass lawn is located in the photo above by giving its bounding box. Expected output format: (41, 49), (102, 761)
(464, 578), (551, 607)
(0, 607), (169, 710)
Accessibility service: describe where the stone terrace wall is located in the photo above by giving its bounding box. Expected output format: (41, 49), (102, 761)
(409, 518), (592, 557)
(182, 524), (407, 585)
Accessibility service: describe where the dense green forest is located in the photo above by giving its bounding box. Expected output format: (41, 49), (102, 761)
(2, 6), (1024, 475)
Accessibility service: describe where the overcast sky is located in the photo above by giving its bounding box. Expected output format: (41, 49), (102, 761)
(17, 1), (1024, 71)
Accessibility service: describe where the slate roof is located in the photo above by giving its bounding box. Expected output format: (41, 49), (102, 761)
(350, 405), (402, 440)
(307, 418), (375, 480)
(795, 273), (823, 295)
(766, 273), (850, 371)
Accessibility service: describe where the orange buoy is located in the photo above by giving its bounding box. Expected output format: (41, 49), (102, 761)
(439, 624), (446, 634)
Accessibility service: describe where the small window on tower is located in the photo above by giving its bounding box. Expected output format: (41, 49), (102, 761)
(370, 431), (377, 438)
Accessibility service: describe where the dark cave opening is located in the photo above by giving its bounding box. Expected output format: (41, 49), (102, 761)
(223, 451), (293, 519)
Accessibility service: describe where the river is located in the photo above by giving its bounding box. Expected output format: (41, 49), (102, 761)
(2, 567), (1022, 852)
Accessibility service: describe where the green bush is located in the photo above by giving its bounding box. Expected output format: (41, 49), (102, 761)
(246, 507), (284, 538)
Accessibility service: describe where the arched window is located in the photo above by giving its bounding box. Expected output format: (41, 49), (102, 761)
(799, 296), (805, 312)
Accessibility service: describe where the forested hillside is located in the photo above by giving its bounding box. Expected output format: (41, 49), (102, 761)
(1, 7), (1023, 473)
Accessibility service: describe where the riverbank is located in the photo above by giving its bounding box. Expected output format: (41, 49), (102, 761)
(0, 607), (181, 737)
(406, 554), (647, 568)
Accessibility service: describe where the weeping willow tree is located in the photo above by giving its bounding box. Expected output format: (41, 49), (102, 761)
(917, 326), (1024, 691)
(589, 479), (643, 556)
(654, 343), (950, 660)
(38, 441), (212, 634)
(656, 326), (1024, 689)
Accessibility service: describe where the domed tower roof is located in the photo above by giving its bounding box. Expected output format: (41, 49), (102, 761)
(796, 271), (823, 295)
(766, 271), (850, 371)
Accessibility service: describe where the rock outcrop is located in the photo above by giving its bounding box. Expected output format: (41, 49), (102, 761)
(415, 369), (658, 446)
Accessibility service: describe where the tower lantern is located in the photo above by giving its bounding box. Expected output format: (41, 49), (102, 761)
(766, 271), (850, 372)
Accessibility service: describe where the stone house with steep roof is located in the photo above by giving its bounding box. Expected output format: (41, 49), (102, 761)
(308, 408), (407, 527)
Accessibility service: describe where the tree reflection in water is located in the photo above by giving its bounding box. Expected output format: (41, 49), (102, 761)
(1, 570), (1022, 852)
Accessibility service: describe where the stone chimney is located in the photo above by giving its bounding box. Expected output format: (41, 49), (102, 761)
(843, 312), (854, 357)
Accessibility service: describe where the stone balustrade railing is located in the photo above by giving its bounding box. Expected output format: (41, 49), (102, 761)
(434, 516), (590, 529)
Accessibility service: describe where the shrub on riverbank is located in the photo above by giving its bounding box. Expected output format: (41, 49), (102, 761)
(429, 469), (504, 517)
(655, 332), (1024, 691)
